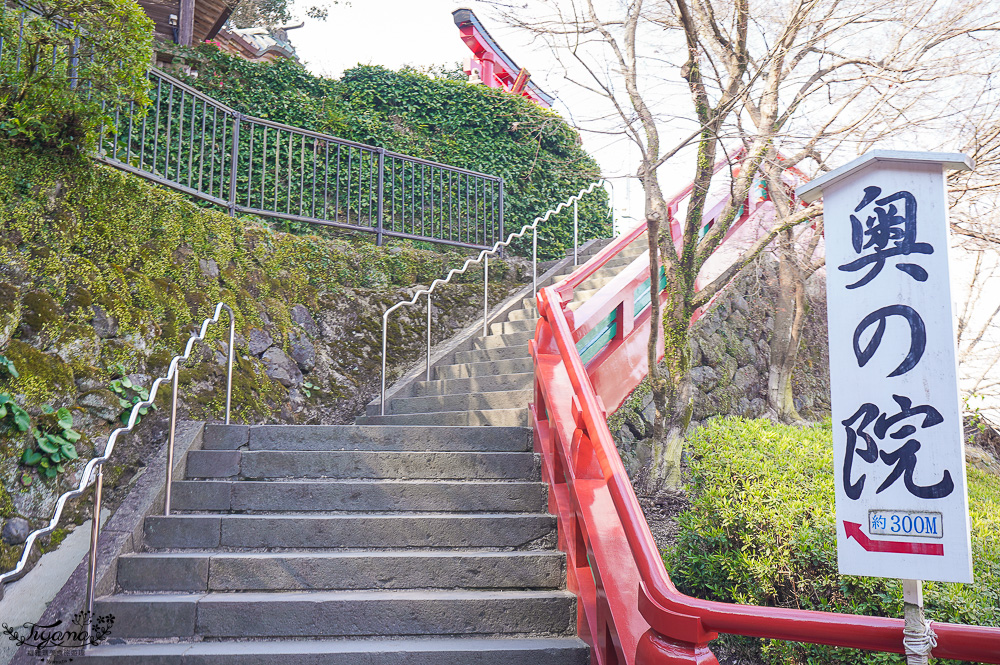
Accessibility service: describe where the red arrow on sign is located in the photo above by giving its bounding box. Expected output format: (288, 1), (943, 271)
(843, 521), (943, 556)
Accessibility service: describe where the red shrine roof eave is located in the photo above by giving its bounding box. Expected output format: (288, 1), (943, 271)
(453, 8), (555, 108)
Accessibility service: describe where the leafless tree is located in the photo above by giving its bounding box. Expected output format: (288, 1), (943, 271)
(485, 0), (1000, 487)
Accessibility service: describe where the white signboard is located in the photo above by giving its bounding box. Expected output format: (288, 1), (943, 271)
(797, 151), (974, 584)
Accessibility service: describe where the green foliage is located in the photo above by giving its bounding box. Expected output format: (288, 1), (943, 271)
(0, 0), (153, 154)
(300, 380), (319, 398)
(172, 47), (608, 258)
(667, 417), (1000, 665)
(0, 140), (521, 428)
(109, 371), (154, 425)
(21, 404), (81, 479)
(0, 354), (19, 379)
(0, 393), (30, 433)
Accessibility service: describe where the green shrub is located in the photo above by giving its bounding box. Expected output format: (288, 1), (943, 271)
(0, 0), (152, 154)
(170, 47), (609, 257)
(666, 416), (1000, 664)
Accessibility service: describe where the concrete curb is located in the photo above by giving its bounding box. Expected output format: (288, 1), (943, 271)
(11, 421), (205, 665)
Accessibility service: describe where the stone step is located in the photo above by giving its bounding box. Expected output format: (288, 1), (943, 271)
(143, 513), (555, 549)
(470, 330), (534, 350)
(375, 389), (533, 416)
(76, 637), (589, 664)
(117, 550), (566, 592)
(94, 589), (577, 639)
(506, 307), (539, 322)
(434, 357), (533, 380)
(411, 372), (534, 397)
(552, 251), (642, 278)
(452, 344), (531, 365)
(202, 424), (531, 452)
(356, 409), (529, 428)
(490, 318), (537, 335)
(185, 450), (540, 481)
(169, 479), (546, 513)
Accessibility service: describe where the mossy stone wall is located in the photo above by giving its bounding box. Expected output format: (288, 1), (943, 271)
(0, 143), (529, 566)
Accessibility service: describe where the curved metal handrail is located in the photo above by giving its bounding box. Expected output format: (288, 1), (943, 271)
(378, 180), (607, 415)
(0, 303), (235, 631)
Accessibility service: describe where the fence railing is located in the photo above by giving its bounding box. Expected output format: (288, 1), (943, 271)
(0, 303), (236, 642)
(1, 3), (505, 250)
(97, 68), (505, 250)
(531, 228), (1000, 665)
(379, 181), (607, 414)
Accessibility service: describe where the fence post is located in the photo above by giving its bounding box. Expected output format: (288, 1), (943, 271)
(376, 148), (386, 246)
(227, 113), (241, 217)
(498, 179), (505, 257)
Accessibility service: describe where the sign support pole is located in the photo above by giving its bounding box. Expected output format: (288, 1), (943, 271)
(902, 579), (935, 665)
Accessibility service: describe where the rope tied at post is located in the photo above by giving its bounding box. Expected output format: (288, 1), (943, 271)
(903, 619), (937, 663)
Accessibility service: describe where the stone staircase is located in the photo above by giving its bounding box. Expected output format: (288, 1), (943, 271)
(78, 425), (585, 663)
(357, 235), (647, 428)
(74, 234), (646, 664)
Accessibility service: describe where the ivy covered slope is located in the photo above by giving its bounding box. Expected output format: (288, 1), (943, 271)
(172, 46), (609, 258)
(667, 417), (1000, 665)
(0, 143), (528, 568)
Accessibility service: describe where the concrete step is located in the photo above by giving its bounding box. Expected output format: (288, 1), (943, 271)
(169, 479), (546, 513)
(375, 389), (533, 416)
(506, 308), (539, 322)
(490, 318), (537, 335)
(77, 637), (589, 664)
(143, 513), (555, 549)
(470, 330), (534, 350)
(356, 409), (529, 428)
(185, 450), (540, 480)
(434, 357), (533, 380)
(452, 344), (531, 365)
(411, 372), (534, 397)
(117, 550), (566, 592)
(202, 424), (531, 452)
(95, 589), (578, 639)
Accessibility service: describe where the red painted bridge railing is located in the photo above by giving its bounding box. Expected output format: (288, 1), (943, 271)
(529, 225), (1000, 665)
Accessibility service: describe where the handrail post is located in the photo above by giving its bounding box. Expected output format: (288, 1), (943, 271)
(573, 198), (579, 266)
(376, 147), (386, 246)
(225, 305), (234, 425)
(380, 312), (389, 416)
(165, 362), (179, 516)
(532, 222), (538, 298)
(426, 293), (432, 381)
(84, 464), (104, 643)
(483, 255), (489, 336)
(227, 113), (241, 217)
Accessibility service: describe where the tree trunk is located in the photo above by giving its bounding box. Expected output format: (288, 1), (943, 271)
(643, 270), (695, 492)
(767, 231), (807, 421)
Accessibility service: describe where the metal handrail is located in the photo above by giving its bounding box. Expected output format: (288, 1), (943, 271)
(379, 180), (607, 415)
(0, 303), (235, 640)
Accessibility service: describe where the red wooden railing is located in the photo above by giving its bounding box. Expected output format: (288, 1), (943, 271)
(530, 225), (1000, 665)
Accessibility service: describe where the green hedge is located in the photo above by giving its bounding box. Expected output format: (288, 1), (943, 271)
(666, 417), (1000, 665)
(172, 47), (609, 258)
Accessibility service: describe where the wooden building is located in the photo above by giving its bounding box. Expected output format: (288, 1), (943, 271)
(138, 0), (231, 48)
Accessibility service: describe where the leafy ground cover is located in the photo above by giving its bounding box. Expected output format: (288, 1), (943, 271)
(666, 416), (1000, 664)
